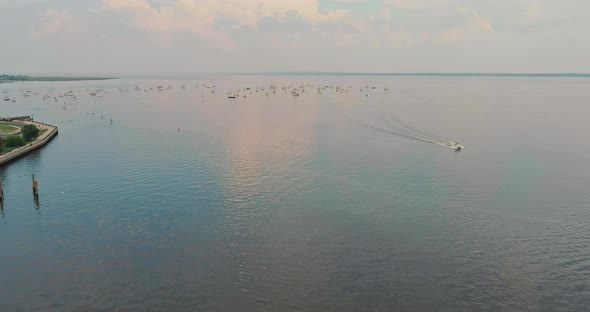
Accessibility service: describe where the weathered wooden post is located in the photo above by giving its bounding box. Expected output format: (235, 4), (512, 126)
(32, 174), (39, 208)
(0, 177), (4, 209)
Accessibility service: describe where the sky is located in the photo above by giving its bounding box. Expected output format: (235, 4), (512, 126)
(0, 0), (589, 74)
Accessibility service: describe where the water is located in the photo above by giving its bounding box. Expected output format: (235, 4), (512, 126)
(1, 76), (589, 311)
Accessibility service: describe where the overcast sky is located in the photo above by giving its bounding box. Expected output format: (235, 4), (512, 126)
(1, 0), (589, 74)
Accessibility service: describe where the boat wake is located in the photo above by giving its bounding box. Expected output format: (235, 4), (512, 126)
(356, 116), (463, 151)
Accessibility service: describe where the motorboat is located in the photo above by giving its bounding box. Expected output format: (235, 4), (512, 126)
(449, 142), (464, 151)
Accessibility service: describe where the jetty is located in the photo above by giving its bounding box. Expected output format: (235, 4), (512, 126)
(0, 118), (58, 166)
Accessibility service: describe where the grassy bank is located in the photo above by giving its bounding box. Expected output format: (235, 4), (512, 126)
(0, 125), (47, 154)
(3, 146), (18, 153)
(0, 125), (19, 131)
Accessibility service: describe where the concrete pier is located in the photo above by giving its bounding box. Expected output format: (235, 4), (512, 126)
(0, 121), (58, 166)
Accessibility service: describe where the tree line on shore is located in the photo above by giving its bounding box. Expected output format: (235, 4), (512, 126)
(0, 124), (40, 153)
(0, 74), (30, 80)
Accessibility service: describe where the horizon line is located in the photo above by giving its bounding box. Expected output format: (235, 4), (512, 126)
(231, 72), (590, 77)
(6, 72), (590, 78)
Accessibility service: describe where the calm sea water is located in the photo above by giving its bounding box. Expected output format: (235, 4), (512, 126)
(1, 76), (589, 311)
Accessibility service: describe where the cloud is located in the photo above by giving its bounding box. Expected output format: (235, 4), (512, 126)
(101, 0), (351, 49)
(99, 0), (502, 51)
(456, 6), (497, 41)
(386, 0), (464, 10)
(421, 7), (497, 45)
(330, 0), (366, 2)
(3, 0), (589, 73)
(28, 9), (88, 40)
(522, 1), (543, 24)
(98, 34), (112, 41)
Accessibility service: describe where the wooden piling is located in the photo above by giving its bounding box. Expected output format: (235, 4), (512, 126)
(32, 174), (39, 207)
(0, 177), (4, 209)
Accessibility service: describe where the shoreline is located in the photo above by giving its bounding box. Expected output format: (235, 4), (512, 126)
(0, 77), (116, 84)
(0, 121), (58, 167)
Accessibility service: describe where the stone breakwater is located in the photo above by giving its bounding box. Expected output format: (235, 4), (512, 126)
(0, 121), (58, 166)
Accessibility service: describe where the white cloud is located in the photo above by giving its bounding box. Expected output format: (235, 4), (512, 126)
(458, 6), (497, 37)
(28, 9), (88, 40)
(101, 0), (351, 49)
(6, 0), (589, 73)
(386, 0), (464, 10)
(522, 1), (543, 24)
(99, 0), (504, 51)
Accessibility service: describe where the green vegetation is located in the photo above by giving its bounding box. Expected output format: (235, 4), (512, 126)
(1, 74), (115, 82)
(23, 77), (115, 81)
(0, 126), (52, 154)
(0, 74), (28, 80)
(2, 146), (19, 153)
(21, 124), (40, 142)
(5, 135), (25, 148)
(0, 125), (19, 131)
(0, 124), (48, 154)
(0, 137), (16, 153)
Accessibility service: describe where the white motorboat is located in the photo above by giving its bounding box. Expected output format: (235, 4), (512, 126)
(449, 142), (464, 151)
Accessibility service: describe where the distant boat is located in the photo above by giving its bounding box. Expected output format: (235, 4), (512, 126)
(291, 91), (300, 96)
(448, 142), (464, 151)
(3, 96), (9, 101)
(228, 95), (237, 99)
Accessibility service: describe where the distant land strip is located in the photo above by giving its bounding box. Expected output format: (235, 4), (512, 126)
(238, 72), (590, 78)
(0, 76), (116, 83)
